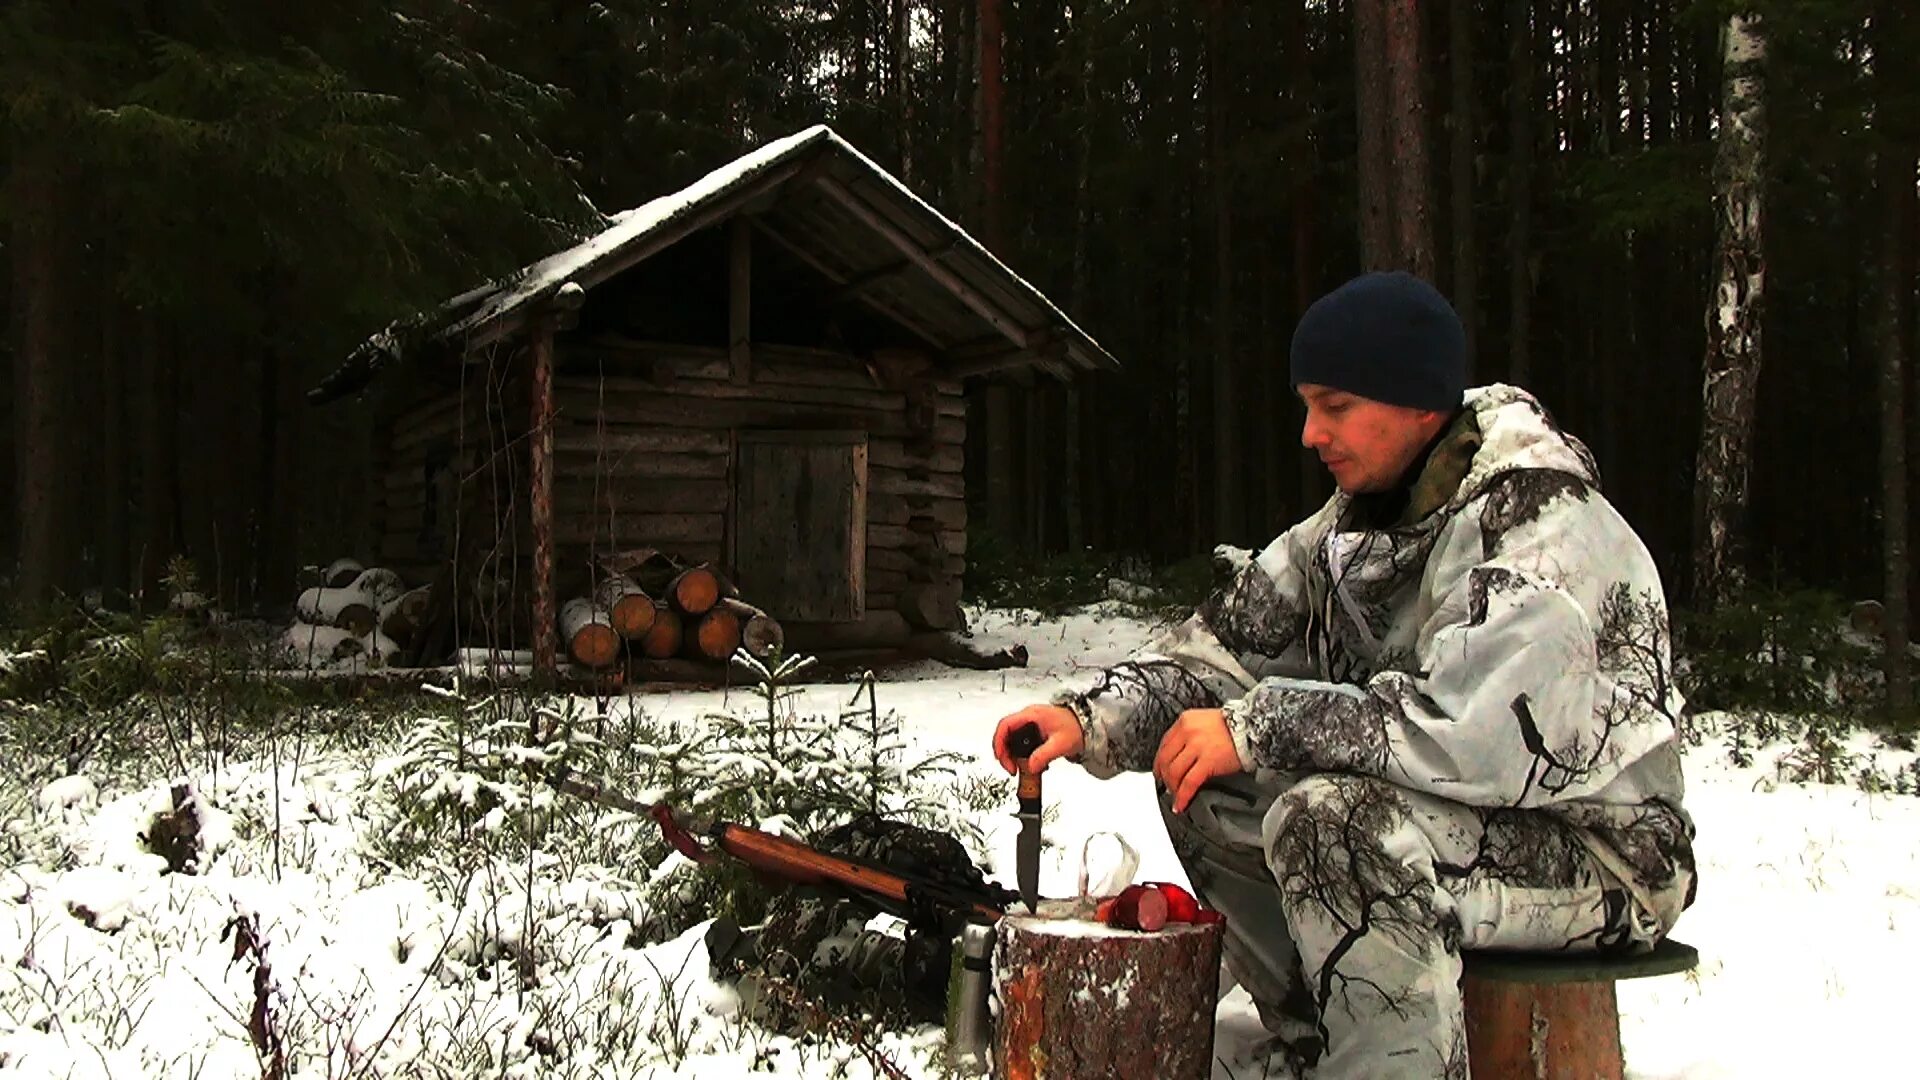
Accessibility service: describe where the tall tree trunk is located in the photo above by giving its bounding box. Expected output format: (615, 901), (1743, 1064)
(893, 0), (913, 182)
(978, 0), (1006, 250)
(100, 294), (131, 601)
(1064, 8), (1094, 554)
(10, 138), (79, 608)
(1353, 0), (1395, 268)
(1383, 0), (1437, 280)
(1691, 13), (1767, 612)
(1877, 156), (1913, 720)
(1875, 3), (1914, 719)
(1450, 0), (1479, 374)
(1289, 0), (1326, 513)
(1209, 0), (1241, 544)
(1507, 0), (1535, 384)
(976, 0), (1018, 545)
(137, 313), (181, 606)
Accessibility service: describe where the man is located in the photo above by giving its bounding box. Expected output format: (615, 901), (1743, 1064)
(992, 271), (1694, 1079)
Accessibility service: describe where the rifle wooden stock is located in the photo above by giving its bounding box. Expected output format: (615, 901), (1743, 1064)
(715, 823), (1004, 923)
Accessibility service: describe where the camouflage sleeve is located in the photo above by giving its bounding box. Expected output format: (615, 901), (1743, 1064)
(1055, 513), (1323, 779)
(1221, 479), (1678, 809)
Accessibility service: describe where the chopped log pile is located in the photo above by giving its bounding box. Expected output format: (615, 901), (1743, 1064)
(560, 550), (786, 678)
(281, 543), (1019, 685)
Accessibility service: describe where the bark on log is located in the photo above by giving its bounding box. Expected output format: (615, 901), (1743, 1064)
(560, 597), (621, 669)
(296, 586), (378, 638)
(993, 901), (1224, 1080)
(669, 564), (723, 615)
(1463, 976), (1623, 1080)
(379, 586), (433, 646)
(718, 597), (784, 659)
(641, 607), (685, 660)
(324, 558), (365, 589)
(349, 567), (407, 607)
(690, 606), (742, 661)
(594, 574), (658, 639)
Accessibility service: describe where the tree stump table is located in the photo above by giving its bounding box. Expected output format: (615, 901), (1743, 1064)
(1462, 937), (1699, 1080)
(993, 900), (1225, 1080)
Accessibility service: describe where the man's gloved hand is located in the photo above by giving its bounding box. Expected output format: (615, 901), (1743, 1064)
(1154, 709), (1246, 814)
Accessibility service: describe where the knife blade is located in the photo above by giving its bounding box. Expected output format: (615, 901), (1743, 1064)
(1008, 721), (1045, 912)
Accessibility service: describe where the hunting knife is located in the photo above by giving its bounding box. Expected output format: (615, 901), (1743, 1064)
(1008, 721), (1045, 912)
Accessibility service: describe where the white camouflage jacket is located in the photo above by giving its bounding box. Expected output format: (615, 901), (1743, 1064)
(1059, 384), (1695, 922)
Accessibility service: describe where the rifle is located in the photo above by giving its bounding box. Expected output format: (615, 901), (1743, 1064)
(541, 765), (1011, 931)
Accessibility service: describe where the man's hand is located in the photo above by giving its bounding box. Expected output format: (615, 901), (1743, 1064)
(993, 705), (1084, 775)
(1154, 708), (1246, 814)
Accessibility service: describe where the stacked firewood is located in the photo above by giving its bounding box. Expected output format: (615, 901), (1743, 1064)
(558, 551), (784, 673)
(288, 558), (434, 665)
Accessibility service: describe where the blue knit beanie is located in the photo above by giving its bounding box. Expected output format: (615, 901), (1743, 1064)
(1289, 271), (1467, 412)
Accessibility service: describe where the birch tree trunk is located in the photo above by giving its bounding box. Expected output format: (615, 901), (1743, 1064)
(1691, 13), (1767, 612)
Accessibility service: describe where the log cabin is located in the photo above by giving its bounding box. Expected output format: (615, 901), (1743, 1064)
(310, 126), (1116, 674)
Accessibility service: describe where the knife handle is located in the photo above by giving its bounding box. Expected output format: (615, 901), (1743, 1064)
(1009, 722), (1044, 805)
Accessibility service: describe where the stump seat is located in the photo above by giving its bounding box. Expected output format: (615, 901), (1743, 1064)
(1461, 938), (1698, 1080)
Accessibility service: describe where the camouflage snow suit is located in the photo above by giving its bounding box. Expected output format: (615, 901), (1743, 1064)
(1055, 385), (1696, 1079)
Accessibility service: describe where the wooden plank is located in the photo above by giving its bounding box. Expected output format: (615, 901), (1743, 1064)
(550, 512), (725, 547)
(870, 439), (965, 474)
(739, 428), (868, 446)
(551, 426), (731, 456)
(871, 466), (965, 500)
(558, 374), (946, 417)
(734, 431), (867, 622)
(867, 567), (910, 596)
(557, 541), (724, 570)
(869, 524), (967, 556)
(729, 217), (752, 386)
(549, 390), (967, 444)
(553, 450), (730, 480)
(869, 494), (967, 530)
(554, 477), (731, 515)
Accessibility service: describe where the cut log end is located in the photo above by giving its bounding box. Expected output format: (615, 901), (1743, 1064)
(333, 603), (378, 638)
(560, 598), (622, 669)
(692, 608), (742, 661)
(595, 573), (658, 638)
(324, 558), (365, 590)
(642, 608), (685, 660)
(716, 598), (783, 658)
(670, 565), (722, 616)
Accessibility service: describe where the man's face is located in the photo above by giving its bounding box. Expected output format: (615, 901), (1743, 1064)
(1298, 383), (1444, 494)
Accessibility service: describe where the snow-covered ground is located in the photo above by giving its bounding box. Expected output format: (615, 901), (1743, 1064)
(2, 605), (1914, 1078)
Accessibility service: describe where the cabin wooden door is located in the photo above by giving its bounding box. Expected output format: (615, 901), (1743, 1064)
(732, 430), (867, 623)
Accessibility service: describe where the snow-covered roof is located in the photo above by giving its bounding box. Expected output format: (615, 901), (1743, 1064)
(313, 125), (1116, 403)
